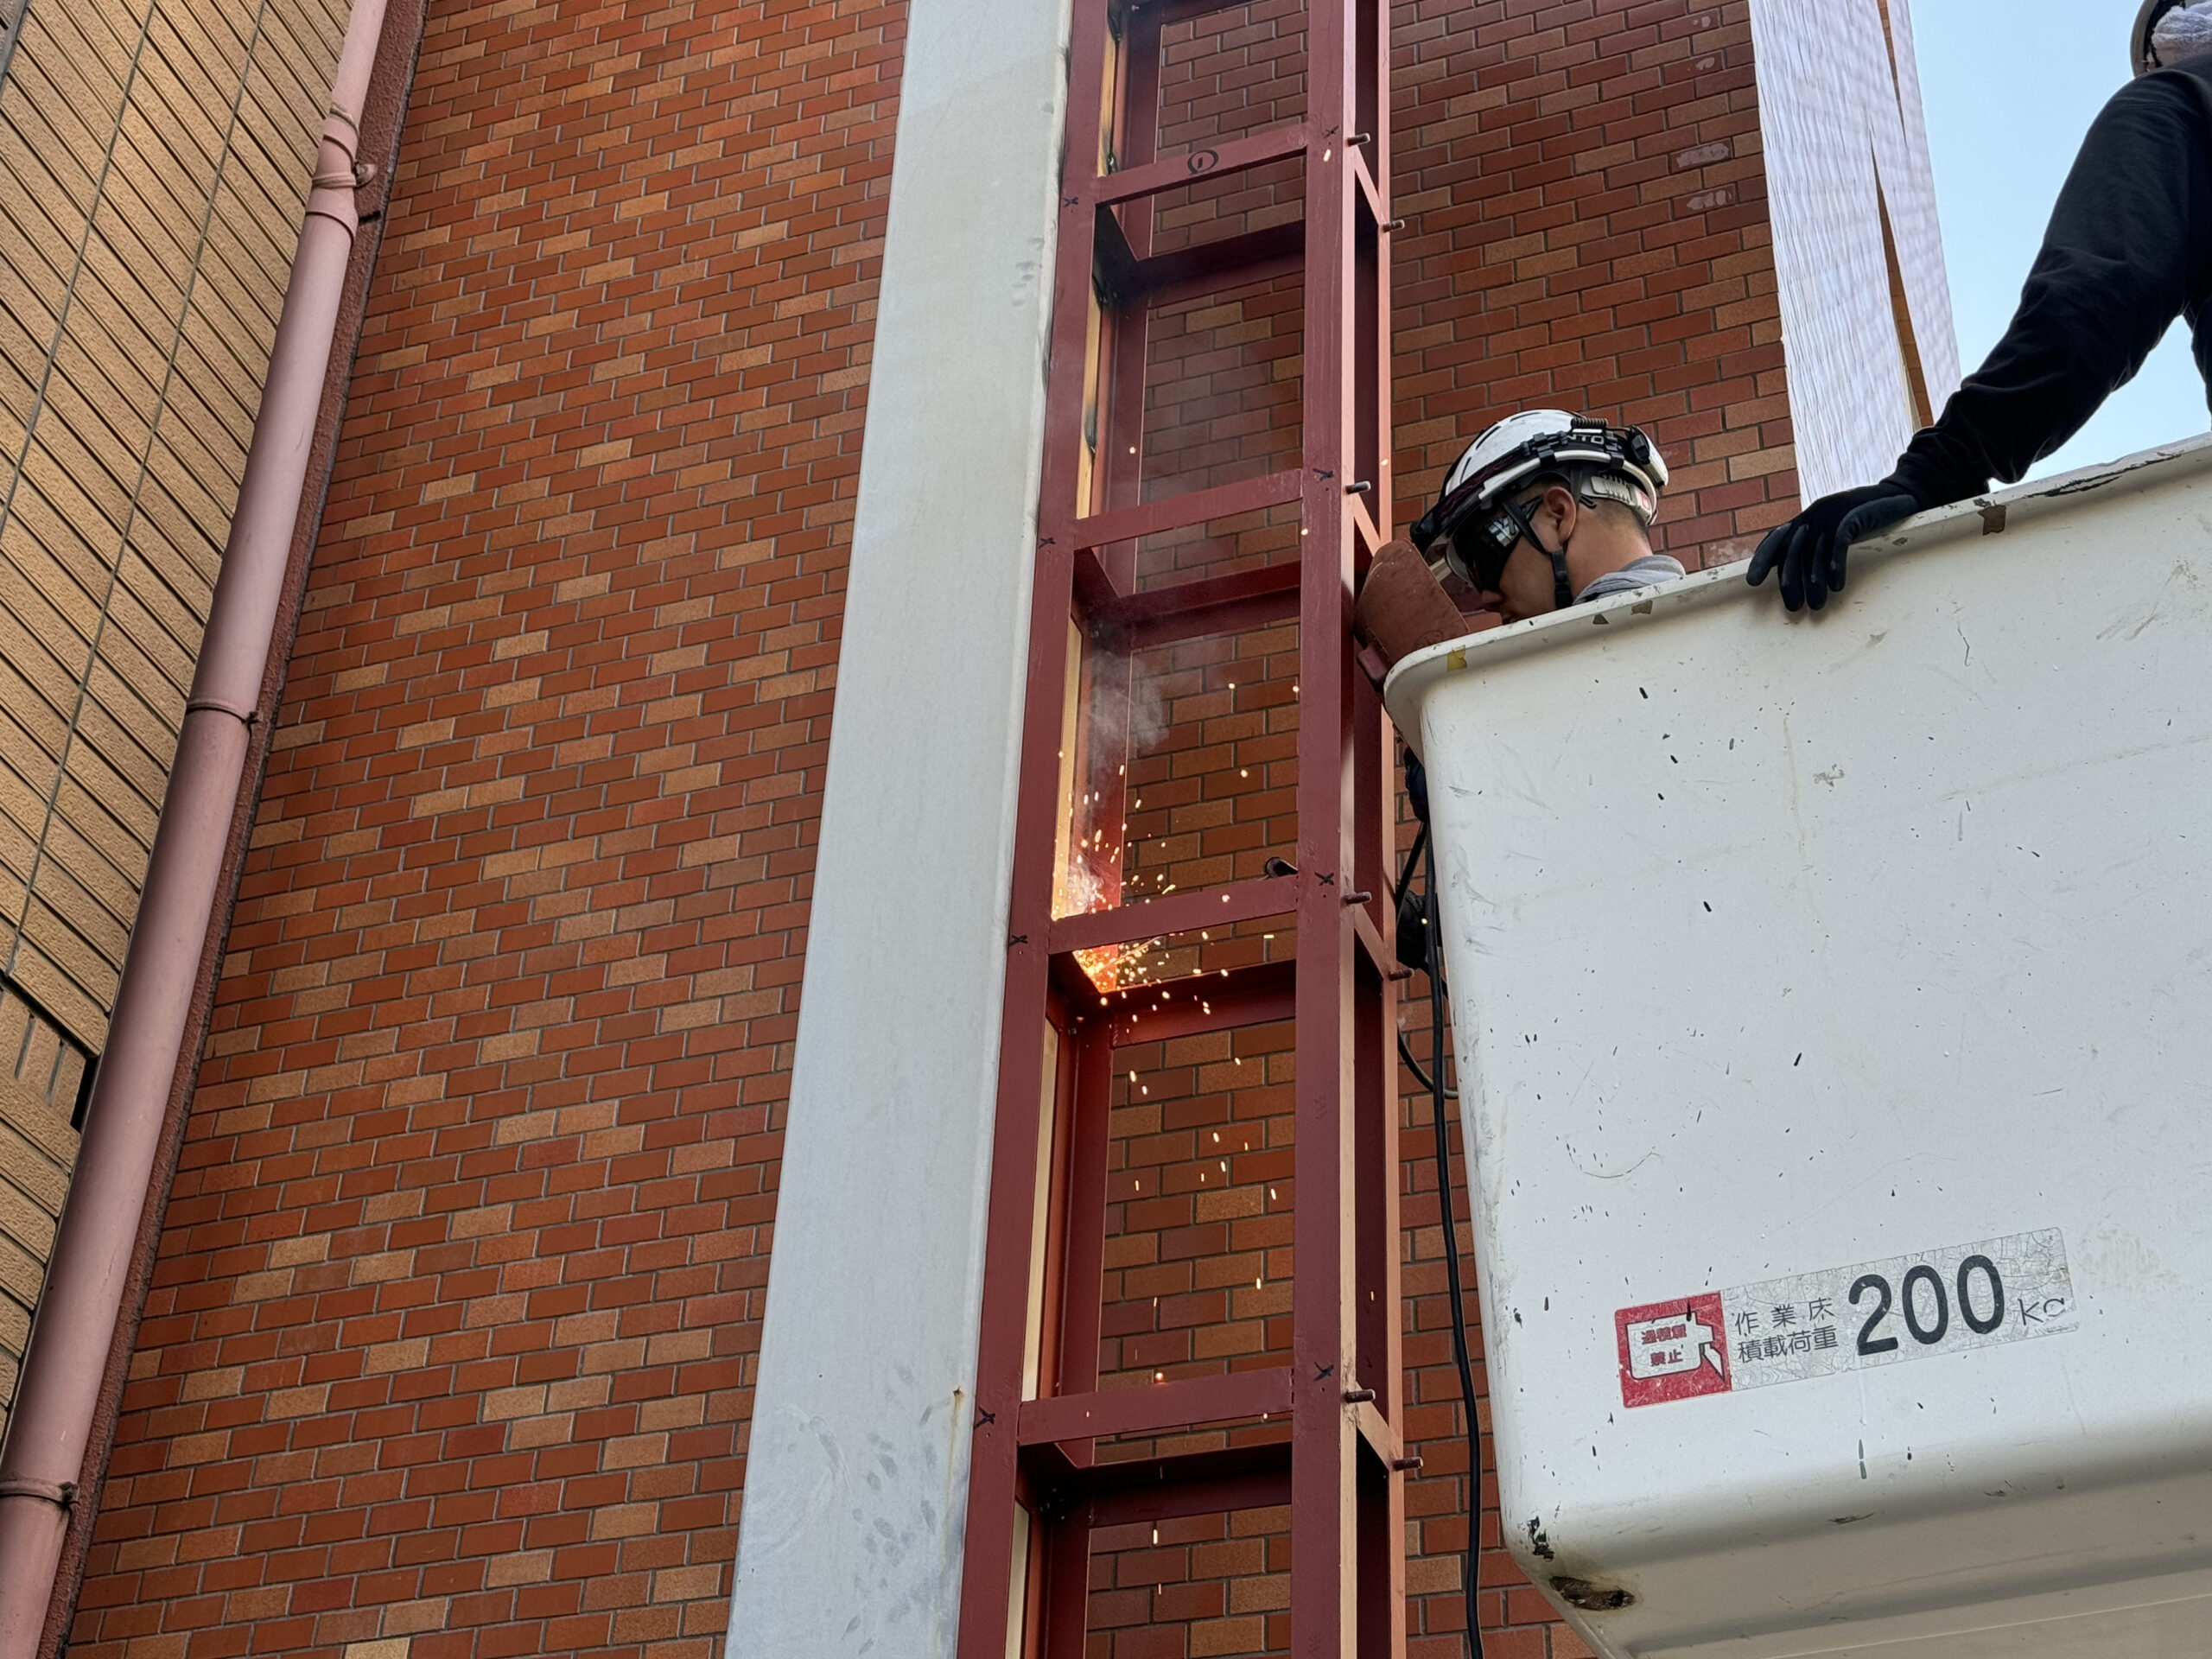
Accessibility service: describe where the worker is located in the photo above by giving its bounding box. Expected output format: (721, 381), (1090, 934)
(1749, 0), (2212, 613)
(1356, 410), (1679, 668)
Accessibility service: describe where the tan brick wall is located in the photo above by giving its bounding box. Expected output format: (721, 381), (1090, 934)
(71, 3), (1798, 1656)
(0, 0), (347, 1052)
(0, 0), (346, 1446)
(0, 980), (83, 1445)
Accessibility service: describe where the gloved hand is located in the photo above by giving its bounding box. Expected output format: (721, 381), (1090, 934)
(1356, 537), (1469, 669)
(1745, 483), (1922, 613)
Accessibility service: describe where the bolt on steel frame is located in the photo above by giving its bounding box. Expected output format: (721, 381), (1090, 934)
(958, 0), (1402, 1649)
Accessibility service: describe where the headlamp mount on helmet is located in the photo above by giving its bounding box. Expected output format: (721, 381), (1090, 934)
(1408, 414), (1668, 612)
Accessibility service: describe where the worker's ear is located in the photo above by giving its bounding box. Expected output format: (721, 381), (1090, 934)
(1538, 482), (1579, 544)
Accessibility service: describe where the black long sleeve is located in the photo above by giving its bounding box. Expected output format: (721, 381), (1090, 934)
(1887, 61), (2212, 509)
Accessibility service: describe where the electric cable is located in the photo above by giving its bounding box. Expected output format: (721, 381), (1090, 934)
(1424, 832), (1486, 1659)
(1398, 1033), (1456, 1100)
(1392, 823), (1428, 908)
(1398, 809), (1482, 1658)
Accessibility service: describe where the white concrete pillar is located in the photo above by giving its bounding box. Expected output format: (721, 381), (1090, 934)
(725, 0), (1073, 1651)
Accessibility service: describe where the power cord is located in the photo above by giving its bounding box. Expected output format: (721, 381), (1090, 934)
(1399, 811), (1484, 1659)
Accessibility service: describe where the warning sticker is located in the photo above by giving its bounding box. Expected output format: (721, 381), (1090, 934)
(1617, 1229), (2075, 1408)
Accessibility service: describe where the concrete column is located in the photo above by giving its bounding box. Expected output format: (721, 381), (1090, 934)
(726, 0), (1072, 1650)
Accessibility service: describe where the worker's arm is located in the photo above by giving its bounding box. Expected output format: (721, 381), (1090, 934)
(1892, 69), (2212, 506)
(1751, 68), (2212, 613)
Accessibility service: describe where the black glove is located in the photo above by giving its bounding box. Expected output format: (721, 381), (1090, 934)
(1745, 483), (1921, 613)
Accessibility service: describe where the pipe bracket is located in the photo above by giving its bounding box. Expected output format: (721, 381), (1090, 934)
(0, 1475), (76, 1510)
(185, 697), (259, 727)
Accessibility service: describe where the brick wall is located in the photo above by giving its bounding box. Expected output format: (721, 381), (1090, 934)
(67, 2), (1792, 1656)
(1393, 0), (1787, 569)
(66, 0), (904, 1653)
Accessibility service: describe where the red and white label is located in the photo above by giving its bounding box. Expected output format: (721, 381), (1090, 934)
(1616, 1293), (1730, 1407)
(1615, 1229), (2075, 1409)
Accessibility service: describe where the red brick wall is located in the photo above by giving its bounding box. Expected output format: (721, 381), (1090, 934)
(68, 2), (1792, 1656)
(1393, 0), (1789, 569)
(66, 0), (905, 1654)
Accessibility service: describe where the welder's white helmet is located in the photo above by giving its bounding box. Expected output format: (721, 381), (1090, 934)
(1411, 410), (1669, 593)
(1438, 410), (1666, 518)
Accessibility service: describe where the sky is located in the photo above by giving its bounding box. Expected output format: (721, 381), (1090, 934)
(1915, 0), (2208, 479)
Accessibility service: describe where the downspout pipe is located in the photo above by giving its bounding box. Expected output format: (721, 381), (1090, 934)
(0, 0), (391, 1647)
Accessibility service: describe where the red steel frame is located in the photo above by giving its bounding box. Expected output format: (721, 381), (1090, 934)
(958, 0), (1402, 1651)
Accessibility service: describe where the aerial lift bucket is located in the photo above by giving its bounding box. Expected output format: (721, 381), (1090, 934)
(1383, 437), (2212, 1658)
